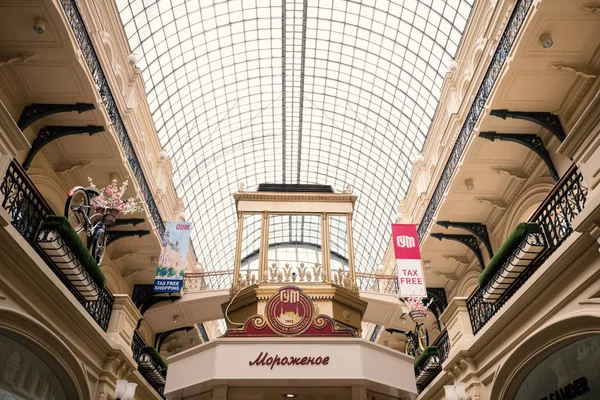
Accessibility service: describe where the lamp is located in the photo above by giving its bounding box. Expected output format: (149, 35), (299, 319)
(444, 383), (467, 400)
(465, 178), (474, 191)
(115, 380), (137, 400)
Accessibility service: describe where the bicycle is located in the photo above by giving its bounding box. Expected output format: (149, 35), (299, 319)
(64, 186), (110, 264)
(386, 321), (429, 357)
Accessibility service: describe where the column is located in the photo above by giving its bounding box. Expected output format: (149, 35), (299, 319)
(232, 212), (244, 289)
(321, 213), (330, 282)
(346, 214), (356, 290)
(258, 212), (269, 282)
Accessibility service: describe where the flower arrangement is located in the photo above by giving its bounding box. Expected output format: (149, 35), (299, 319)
(88, 178), (143, 222)
(402, 296), (430, 322)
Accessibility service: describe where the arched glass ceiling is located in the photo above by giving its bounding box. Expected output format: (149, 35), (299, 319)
(117, 0), (473, 272)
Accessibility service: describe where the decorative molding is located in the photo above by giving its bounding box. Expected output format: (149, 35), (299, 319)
(418, 0), (535, 241)
(580, 3), (600, 13)
(475, 196), (508, 209)
(444, 255), (471, 266)
(110, 249), (138, 262)
(55, 161), (94, 175)
(547, 62), (598, 79)
(0, 51), (36, 67)
(490, 166), (527, 180)
(105, 230), (150, 246)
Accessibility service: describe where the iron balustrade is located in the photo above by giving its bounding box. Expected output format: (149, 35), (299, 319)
(415, 329), (450, 393)
(355, 272), (398, 294)
(132, 329), (166, 397)
(183, 270), (235, 292)
(467, 165), (588, 334)
(1, 159), (114, 331)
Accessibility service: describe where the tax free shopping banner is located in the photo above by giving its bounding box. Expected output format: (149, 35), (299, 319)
(392, 224), (427, 297)
(153, 221), (193, 293)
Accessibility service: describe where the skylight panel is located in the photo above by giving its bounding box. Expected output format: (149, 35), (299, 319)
(118, 0), (473, 272)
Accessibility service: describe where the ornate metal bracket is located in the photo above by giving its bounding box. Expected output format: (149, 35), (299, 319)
(132, 284), (179, 315)
(109, 218), (145, 227)
(489, 109), (566, 142)
(430, 233), (485, 271)
(154, 326), (194, 351)
(18, 103), (95, 130)
(479, 132), (559, 181)
(436, 221), (493, 259)
(105, 230), (151, 246)
(23, 125), (104, 170)
(425, 287), (448, 331)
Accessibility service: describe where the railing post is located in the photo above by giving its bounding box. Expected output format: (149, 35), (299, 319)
(438, 297), (474, 364)
(106, 295), (142, 359)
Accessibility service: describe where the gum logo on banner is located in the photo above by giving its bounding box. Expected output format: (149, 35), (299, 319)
(392, 224), (427, 297)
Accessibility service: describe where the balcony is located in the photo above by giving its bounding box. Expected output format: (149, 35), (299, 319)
(467, 165), (587, 334)
(132, 329), (167, 397)
(0, 159), (114, 331)
(415, 330), (450, 393)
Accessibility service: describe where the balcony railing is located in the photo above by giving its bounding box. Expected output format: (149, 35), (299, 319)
(132, 329), (166, 397)
(467, 165), (588, 334)
(355, 272), (398, 294)
(183, 270), (234, 292)
(415, 329), (450, 393)
(1, 159), (114, 331)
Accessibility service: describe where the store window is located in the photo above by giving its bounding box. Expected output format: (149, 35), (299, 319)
(0, 333), (67, 400)
(514, 336), (600, 400)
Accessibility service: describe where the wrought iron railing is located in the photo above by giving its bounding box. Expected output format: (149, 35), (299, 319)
(183, 270), (234, 292)
(415, 329), (450, 393)
(356, 272), (398, 294)
(1, 159), (114, 331)
(467, 165), (588, 334)
(132, 329), (166, 397)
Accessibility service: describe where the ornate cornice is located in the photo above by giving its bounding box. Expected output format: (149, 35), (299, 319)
(234, 192), (358, 204)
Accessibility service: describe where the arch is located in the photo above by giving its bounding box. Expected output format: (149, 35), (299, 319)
(490, 312), (600, 400)
(29, 172), (68, 215)
(501, 181), (555, 239)
(0, 306), (92, 400)
(101, 264), (129, 295)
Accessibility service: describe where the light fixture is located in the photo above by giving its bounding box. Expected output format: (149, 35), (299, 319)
(539, 33), (553, 48)
(158, 150), (168, 160)
(150, 256), (158, 265)
(282, 394), (298, 398)
(465, 178), (474, 191)
(173, 314), (180, 323)
(444, 383), (467, 400)
(127, 53), (139, 65)
(424, 260), (431, 269)
(115, 380), (137, 400)
(33, 18), (47, 34)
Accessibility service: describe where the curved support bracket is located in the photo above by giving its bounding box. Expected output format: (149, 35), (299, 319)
(23, 125), (104, 170)
(430, 233), (485, 271)
(437, 221), (493, 259)
(154, 326), (194, 351)
(490, 109), (565, 142)
(109, 218), (145, 227)
(479, 132), (559, 181)
(18, 103), (95, 130)
(105, 230), (150, 246)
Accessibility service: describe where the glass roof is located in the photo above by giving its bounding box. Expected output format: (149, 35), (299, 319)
(117, 0), (473, 272)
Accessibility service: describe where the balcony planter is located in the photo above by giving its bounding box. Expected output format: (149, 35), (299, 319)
(414, 346), (440, 384)
(36, 215), (106, 301)
(479, 222), (546, 303)
(139, 346), (167, 385)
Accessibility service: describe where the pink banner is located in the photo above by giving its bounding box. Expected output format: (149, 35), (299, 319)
(392, 224), (427, 297)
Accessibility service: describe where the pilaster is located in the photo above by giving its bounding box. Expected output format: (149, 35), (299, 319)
(106, 294), (142, 358)
(351, 385), (367, 400)
(438, 297), (475, 364)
